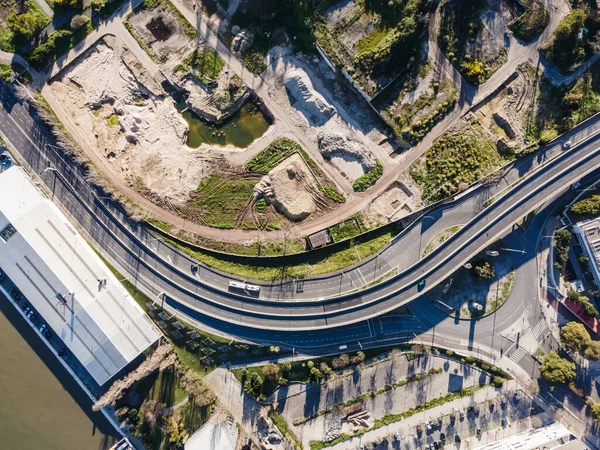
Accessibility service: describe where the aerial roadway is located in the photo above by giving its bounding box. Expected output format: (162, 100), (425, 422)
(0, 80), (599, 339)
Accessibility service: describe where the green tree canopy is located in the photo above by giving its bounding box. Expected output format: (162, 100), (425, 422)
(584, 341), (600, 360)
(560, 322), (591, 353)
(592, 402), (600, 422)
(7, 13), (47, 40)
(540, 352), (576, 385)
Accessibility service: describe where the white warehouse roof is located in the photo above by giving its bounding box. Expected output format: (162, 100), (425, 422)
(0, 166), (160, 386)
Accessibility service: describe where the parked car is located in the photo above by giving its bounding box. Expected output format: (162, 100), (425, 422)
(459, 410), (465, 420)
(502, 417), (508, 427)
(394, 433), (401, 442)
(433, 441), (439, 449)
(440, 433), (446, 442)
(477, 428), (482, 436)
(514, 391), (520, 402)
(455, 435), (461, 443)
(426, 421), (432, 431)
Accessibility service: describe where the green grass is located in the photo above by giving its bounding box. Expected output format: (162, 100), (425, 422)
(134, 367), (188, 408)
(422, 225), (461, 258)
(165, 223), (398, 281)
(330, 217), (362, 242)
(509, 0), (549, 43)
(245, 137), (345, 203)
(193, 174), (257, 229)
(410, 132), (507, 204)
(174, 48), (224, 81)
(0, 63), (11, 82)
(353, 159), (383, 192)
(105, 113), (120, 127)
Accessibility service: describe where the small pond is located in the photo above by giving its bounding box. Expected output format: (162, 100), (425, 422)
(178, 100), (270, 149)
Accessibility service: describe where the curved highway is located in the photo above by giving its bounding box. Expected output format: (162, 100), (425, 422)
(0, 81), (599, 334)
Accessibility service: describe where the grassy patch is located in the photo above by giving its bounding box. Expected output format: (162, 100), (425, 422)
(330, 217), (362, 242)
(174, 47), (225, 82)
(271, 412), (302, 450)
(509, 0), (549, 43)
(193, 174), (256, 229)
(245, 137), (345, 203)
(105, 113), (120, 127)
(422, 225), (461, 258)
(353, 159), (383, 192)
(165, 223), (400, 281)
(0, 63), (11, 82)
(410, 132), (507, 203)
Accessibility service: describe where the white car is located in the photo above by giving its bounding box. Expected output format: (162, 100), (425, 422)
(562, 140), (572, 149)
(395, 432), (402, 442)
(40, 324), (46, 334)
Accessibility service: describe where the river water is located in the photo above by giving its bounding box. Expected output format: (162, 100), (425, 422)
(0, 295), (119, 450)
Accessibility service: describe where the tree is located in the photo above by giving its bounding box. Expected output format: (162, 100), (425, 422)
(262, 363), (280, 380)
(350, 351), (365, 365)
(474, 260), (495, 279)
(54, 0), (82, 8)
(561, 322), (591, 353)
(7, 13), (46, 40)
(584, 341), (600, 360)
(571, 195), (600, 216)
(243, 372), (263, 397)
(592, 402), (600, 422)
(281, 361), (292, 372)
(540, 352), (576, 385)
(309, 367), (323, 382)
(70, 14), (90, 30)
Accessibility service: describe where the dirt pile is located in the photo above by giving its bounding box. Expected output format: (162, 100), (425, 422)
(283, 68), (335, 126)
(317, 131), (377, 176)
(50, 37), (220, 202)
(254, 153), (319, 221)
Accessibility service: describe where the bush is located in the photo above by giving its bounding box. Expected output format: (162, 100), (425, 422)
(584, 341), (600, 360)
(350, 351), (365, 365)
(7, 12), (47, 40)
(474, 260), (495, 279)
(29, 29), (73, 68)
(571, 195), (600, 216)
(54, 0), (82, 8)
(353, 160), (383, 192)
(70, 14), (90, 30)
(554, 229), (572, 268)
(568, 290), (599, 318)
(281, 361), (292, 372)
(491, 376), (504, 388)
(332, 354), (350, 370)
(262, 363), (280, 379)
(592, 402), (600, 422)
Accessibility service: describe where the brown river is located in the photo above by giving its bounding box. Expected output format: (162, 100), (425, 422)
(0, 295), (119, 450)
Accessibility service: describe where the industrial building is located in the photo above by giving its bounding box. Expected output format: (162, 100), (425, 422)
(0, 166), (160, 387)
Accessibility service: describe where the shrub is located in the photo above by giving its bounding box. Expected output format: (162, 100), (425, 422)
(571, 195), (600, 216)
(474, 260), (495, 279)
(281, 361), (292, 372)
(70, 14), (90, 30)
(492, 376), (504, 388)
(29, 29), (73, 69)
(262, 363), (280, 380)
(554, 229), (572, 268)
(584, 341), (600, 360)
(350, 351), (365, 365)
(332, 354), (350, 370)
(353, 160), (383, 192)
(592, 402), (600, 422)
(54, 0), (82, 8)
(243, 372), (263, 396)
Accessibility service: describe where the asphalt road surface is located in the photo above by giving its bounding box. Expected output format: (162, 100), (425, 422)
(0, 81), (596, 353)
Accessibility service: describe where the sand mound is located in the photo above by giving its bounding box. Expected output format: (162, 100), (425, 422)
(50, 37), (214, 201)
(254, 153), (318, 221)
(317, 129), (376, 181)
(283, 68), (335, 126)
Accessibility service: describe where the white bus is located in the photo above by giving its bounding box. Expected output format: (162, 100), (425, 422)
(228, 280), (260, 294)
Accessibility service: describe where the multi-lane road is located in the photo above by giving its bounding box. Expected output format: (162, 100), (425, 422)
(0, 80), (598, 352)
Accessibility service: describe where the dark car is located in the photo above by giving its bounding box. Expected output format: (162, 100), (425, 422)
(455, 435), (461, 443)
(440, 433), (446, 442)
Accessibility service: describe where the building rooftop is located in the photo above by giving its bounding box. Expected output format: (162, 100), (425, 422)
(573, 217), (600, 285)
(0, 166), (160, 386)
(474, 422), (583, 450)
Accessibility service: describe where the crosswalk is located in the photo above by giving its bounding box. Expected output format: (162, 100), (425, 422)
(531, 320), (548, 341)
(509, 346), (528, 363)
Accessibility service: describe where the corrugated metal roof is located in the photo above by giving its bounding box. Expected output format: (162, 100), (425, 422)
(0, 166), (160, 386)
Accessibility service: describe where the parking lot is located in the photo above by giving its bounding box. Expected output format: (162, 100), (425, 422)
(354, 390), (543, 450)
